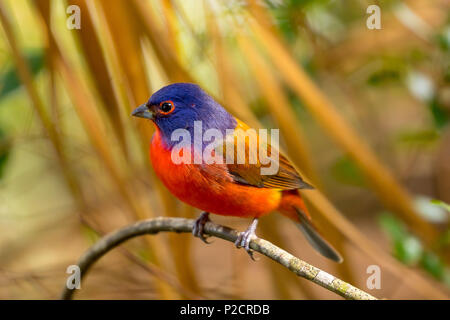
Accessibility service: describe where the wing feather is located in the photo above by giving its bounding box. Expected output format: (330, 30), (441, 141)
(211, 120), (314, 190)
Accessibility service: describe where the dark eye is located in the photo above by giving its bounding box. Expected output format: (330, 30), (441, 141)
(160, 101), (174, 114)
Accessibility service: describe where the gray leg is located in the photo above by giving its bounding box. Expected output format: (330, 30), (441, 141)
(192, 212), (211, 244)
(235, 218), (258, 260)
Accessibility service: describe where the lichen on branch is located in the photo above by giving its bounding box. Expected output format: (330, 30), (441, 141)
(61, 217), (378, 300)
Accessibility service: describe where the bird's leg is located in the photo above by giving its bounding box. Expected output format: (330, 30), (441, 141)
(235, 218), (259, 260)
(192, 212), (212, 244)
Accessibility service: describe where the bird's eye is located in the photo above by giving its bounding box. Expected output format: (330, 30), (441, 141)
(159, 101), (174, 114)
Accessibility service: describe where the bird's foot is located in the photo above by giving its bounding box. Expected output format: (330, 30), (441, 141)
(235, 219), (259, 261)
(192, 212), (212, 244)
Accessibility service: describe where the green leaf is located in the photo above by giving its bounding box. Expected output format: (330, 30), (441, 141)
(414, 196), (448, 223)
(136, 248), (152, 262)
(81, 225), (100, 245)
(439, 229), (450, 247)
(378, 212), (408, 242)
(430, 199), (450, 213)
(395, 129), (440, 147)
(0, 150), (8, 179)
(379, 213), (422, 264)
(366, 55), (407, 86)
(0, 50), (44, 100)
(421, 251), (445, 280)
(443, 270), (450, 287)
(379, 213), (449, 285)
(0, 128), (10, 179)
(270, 0), (331, 41)
(393, 236), (423, 265)
(429, 98), (449, 129)
(435, 26), (450, 52)
(330, 155), (366, 187)
(367, 69), (402, 86)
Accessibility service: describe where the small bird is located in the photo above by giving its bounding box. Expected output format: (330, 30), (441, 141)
(132, 83), (342, 262)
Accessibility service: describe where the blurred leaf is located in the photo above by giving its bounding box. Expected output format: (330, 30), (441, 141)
(406, 71), (435, 102)
(0, 50), (44, 100)
(393, 235), (423, 265)
(0, 127), (10, 179)
(136, 248), (152, 262)
(379, 213), (449, 285)
(330, 155), (366, 187)
(430, 199), (450, 213)
(367, 56), (407, 86)
(269, 0), (330, 41)
(379, 213), (422, 264)
(429, 97), (449, 129)
(443, 270), (450, 287)
(414, 196), (448, 223)
(367, 69), (402, 86)
(305, 5), (345, 43)
(435, 26), (450, 52)
(395, 129), (440, 147)
(444, 66), (450, 83)
(378, 212), (408, 242)
(408, 48), (428, 64)
(438, 229), (450, 248)
(421, 251), (445, 280)
(0, 152), (8, 178)
(81, 225), (101, 245)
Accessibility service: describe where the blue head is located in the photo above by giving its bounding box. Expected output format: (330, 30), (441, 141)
(132, 83), (237, 148)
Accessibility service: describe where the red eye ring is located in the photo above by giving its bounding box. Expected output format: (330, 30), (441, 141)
(159, 100), (175, 115)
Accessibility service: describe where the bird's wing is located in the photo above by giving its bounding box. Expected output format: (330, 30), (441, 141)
(211, 119), (313, 190)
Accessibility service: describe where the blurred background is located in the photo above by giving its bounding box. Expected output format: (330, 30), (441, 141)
(0, 0), (449, 299)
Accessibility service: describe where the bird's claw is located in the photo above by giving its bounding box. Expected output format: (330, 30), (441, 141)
(192, 212), (212, 244)
(235, 219), (259, 261)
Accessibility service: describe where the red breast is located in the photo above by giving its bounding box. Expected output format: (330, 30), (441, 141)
(150, 129), (282, 218)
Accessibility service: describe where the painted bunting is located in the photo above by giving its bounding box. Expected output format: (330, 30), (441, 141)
(132, 83), (342, 262)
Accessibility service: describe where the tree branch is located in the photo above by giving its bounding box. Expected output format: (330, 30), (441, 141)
(61, 217), (377, 300)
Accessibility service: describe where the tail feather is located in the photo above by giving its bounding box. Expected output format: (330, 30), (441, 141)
(294, 207), (343, 263)
(278, 190), (343, 263)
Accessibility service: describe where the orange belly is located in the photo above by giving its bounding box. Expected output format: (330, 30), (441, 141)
(150, 131), (281, 218)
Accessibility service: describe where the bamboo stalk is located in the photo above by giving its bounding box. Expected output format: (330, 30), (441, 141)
(31, 3), (177, 297)
(0, 2), (88, 214)
(96, 0), (200, 297)
(236, 33), (319, 184)
(67, 0), (129, 158)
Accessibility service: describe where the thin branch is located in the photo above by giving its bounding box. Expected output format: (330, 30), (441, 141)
(61, 217), (378, 300)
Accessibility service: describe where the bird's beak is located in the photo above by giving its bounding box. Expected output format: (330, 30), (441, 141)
(132, 104), (153, 120)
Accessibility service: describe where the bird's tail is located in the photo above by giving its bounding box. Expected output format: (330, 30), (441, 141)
(278, 190), (343, 263)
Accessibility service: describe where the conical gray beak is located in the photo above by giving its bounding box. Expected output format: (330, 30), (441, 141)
(132, 104), (153, 120)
